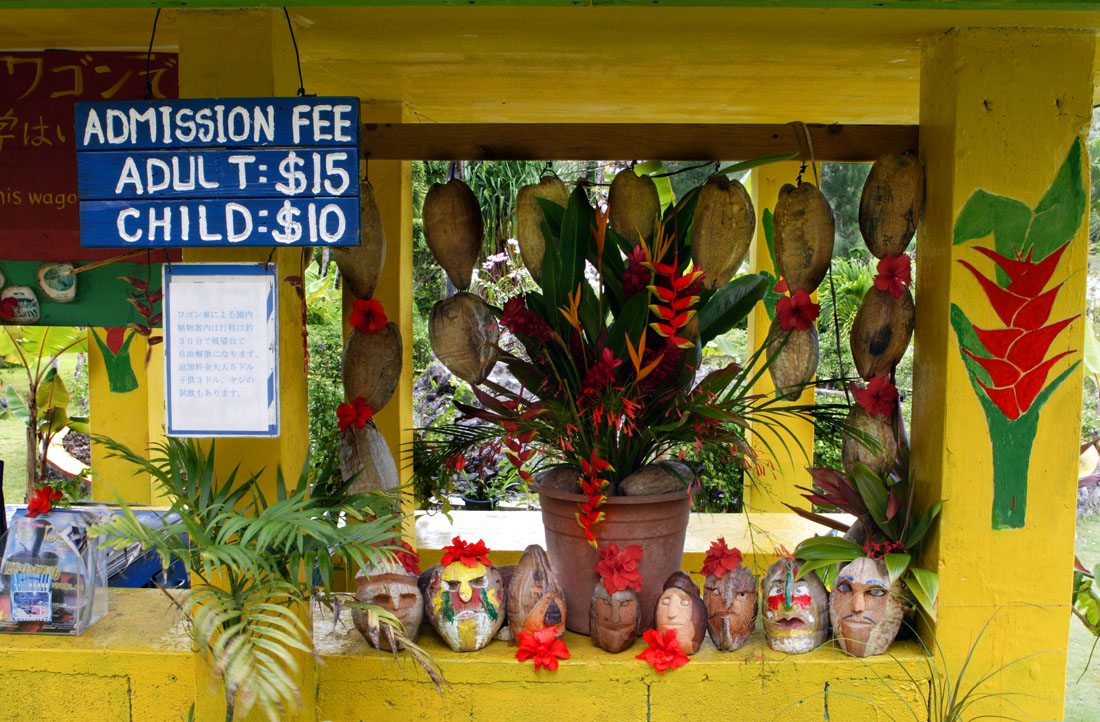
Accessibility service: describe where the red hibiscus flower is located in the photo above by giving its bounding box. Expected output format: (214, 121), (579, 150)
(440, 536), (492, 568)
(851, 377), (898, 417)
(701, 537), (743, 578)
(349, 298), (387, 335)
(595, 542), (643, 594)
(516, 626), (570, 671)
(337, 397), (374, 431)
(775, 290), (820, 331)
(0, 296), (18, 321)
(635, 628), (690, 673)
(874, 253), (912, 299)
(26, 485), (62, 517)
(391, 539), (421, 576)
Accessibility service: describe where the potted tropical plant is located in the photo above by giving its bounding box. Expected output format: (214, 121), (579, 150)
(414, 163), (843, 633)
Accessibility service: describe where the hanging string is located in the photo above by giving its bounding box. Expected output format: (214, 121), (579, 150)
(283, 8), (306, 96)
(795, 121), (820, 186)
(143, 8), (161, 100)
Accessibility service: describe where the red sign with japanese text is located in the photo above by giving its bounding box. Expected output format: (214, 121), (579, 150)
(0, 51), (178, 260)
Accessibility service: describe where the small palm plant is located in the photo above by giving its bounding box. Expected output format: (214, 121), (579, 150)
(90, 436), (440, 722)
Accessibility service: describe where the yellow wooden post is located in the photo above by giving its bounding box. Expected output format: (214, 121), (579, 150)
(745, 162), (816, 513)
(176, 9), (314, 721)
(915, 27), (1093, 720)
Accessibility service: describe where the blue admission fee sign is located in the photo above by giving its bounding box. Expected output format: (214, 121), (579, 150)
(75, 97), (360, 247)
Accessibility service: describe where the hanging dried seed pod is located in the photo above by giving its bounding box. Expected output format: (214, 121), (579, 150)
(859, 153), (924, 259)
(766, 319), (819, 400)
(842, 406), (897, 477)
(342, 322), (403, 412)
(773, 182), (835, 293)
(516, 176), (570, 283)
(333, 181), (386, 300)
(339, 423), (400, 493)
(690, 176), (755, 289)
(608, 168), (660, 246)
(428, 292), (499, 384)
(423, 178), (483, 290)
(850, 286), (915, 380)
(508, 545), (567, 642)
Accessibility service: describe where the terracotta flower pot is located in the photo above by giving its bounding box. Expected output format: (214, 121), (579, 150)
(534, 482), (691, 635)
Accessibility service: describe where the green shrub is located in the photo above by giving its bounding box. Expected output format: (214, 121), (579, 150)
(307, 300), (344, 474)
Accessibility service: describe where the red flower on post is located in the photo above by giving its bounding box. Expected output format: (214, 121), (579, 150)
(850, 377), (898, 417)
(26, 485), (62, 517)
(635, 628), (690, 673)
(337, 397), (374, 431)
(349, 298), (387, 335)
(874, 253), (912, 299)
(440, 536), (492, 568)
(595, 542), (643, 594)
(775, 290), (820, 331)
(701, 537), (743, 578)
(516, 626), (570, 671)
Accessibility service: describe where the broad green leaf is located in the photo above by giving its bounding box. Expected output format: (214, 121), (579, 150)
(43, 407), (69, 434)
(698, 274), (768, 345)
(558, 185), (594, 298)
(907, 567), (940, 621)
(714, 152), (799, 178)
(1025, 138), (1086, 260)
(850, 463), (890, 531)
(19, 326), (87, 357)
(5, 385), (30, 425)
(67, 416), (90, 434)
(36, 366), (70, 413)
(606, 292), (649, 361)
(906, 500), (945, 548)
(0, 328), (18, 358)
(793, 535), (862, 563)
(883, 553), (911, 586)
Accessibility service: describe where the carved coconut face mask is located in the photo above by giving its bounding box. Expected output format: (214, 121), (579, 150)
(655, 572), (707, 655)
(829, 556), (904, 658)
(426, 560), (504, 652)
(589, 584), (641, 654)
(762, 558), (829, 654)
(508, 545), (567, 641)
(704, 565), (758, 651)
(353, 572), (423, 650)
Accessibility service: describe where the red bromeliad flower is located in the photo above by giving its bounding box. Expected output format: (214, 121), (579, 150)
(349, 298), (387, 335)
(501, 295), (556, 343)
(516, 626), (570, 671)
(26, 485), (62, 517)
(958, 241), (1077, 421)
(701, 537), (743, 578)
(775, 290), (820, 331)
(850, 377), (898, 417)
(595, 542), (643, 594)
(862, 538), (907, 560)
(579, 348), (623, 407)
(623, 245), (652, 301)
(874, 253), (912, 299)
(635, 628), (690, 673)
(440, 536), (492, 568)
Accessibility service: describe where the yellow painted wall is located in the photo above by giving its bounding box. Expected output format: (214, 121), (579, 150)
(914, 27), (1093, 721)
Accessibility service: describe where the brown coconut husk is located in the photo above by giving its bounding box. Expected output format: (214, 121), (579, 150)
(333, 180), (386, 300)
(608, 168), (660, 246)
(850, 286), (914, 381)
(342, 321), (403, 412)
(766, 319), (820, 401)
(423, 178), (483, 290)
(690, 176), (755, 289)
(516, 176), (570, 283)
(859, 153), (924, 259)
(842, 405), (898, 477)
(339, 422), (400, 493)
(773, 181), (835, 294)
(428, 292), (499, 384)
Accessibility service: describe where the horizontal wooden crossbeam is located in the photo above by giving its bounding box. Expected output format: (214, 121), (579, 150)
(360, 123), (919, 162)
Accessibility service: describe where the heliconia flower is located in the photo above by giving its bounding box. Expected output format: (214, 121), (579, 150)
(575, 503), (606, 547)
(635, 629), (690, 673)
(516, 626), (570, 671)
(592, 205), (610, 270)
(850, 377), (898, 417)
(701, 537), (743, 578)
(349, 298), (387, 335)
(579, 448), (613, 477)
(874, 253), (912, 299)
(595, 542), (643, 594)
(958, 241), (1077, 421)
(775, 290), (820, 331)
(26, 485), (62, 518)
(440, 536), (492, 568)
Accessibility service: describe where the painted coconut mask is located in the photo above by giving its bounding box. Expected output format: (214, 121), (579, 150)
(655, 571), (707, 655)
(829, 556), (904, 658)
(508, 544), (567, 642)
(351, 541), (422, 651)
(702, 537), (757, 652)
(590, 542), (643, 653)
(762, 558), (829, 654)
(425, 537), (504, 652)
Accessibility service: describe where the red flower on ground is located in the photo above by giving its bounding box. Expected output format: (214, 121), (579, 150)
(349, 298), (387, 335)
(337, 397), (374, 431)
(0, 297), (18, 321)
(775, 290), (820, 331)
(701, 537), (743, 578)
(26, 485), (62, 517)
(958, 241), (1078, 421)
(635, 628), (690, 673)
(851, 377), (898, 417)
(440, 536), (492, 568)
(874, 253), (912, 299)
(595, 542), (643, 594)
(516, 626), (570, 671)
(501, 295), (556, 343)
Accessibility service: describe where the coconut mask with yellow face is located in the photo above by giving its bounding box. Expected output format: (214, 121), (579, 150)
(425, 536), (505, 652)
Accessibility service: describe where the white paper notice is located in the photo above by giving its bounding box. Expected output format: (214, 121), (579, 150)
(165, 266), (278, 436)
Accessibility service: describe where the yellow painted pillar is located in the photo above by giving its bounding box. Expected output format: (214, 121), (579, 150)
(915, 27), (1093, 721)
(176, 9), (313, 722)
(347, 102), (415, 539)
(745, 162), (815, 513)
(88, 327), (152, 504)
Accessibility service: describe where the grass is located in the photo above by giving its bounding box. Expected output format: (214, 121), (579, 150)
(0, 354), (81, 506)
(1066, 513), (1100, 721)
